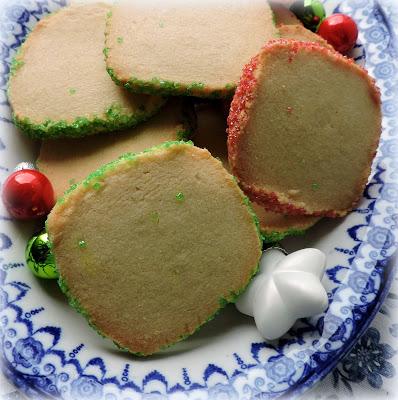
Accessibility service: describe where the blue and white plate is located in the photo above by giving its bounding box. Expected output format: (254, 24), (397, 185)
(0, 1), (397, 399)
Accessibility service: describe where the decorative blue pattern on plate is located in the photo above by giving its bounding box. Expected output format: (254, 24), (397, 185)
(0, 0), (397, 399)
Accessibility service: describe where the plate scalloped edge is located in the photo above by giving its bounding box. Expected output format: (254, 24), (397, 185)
(0, 0), (397, 399)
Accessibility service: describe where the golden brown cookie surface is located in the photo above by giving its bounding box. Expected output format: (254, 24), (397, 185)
(9, 3), (164, 138)
(47, 142), (262, 355)
(194, 102), (320, 240)
(105, 0), (277, 97)
(270, 2), (302, 26)
(228, 40), (381, 217)
(278, 24), (334, 49)
(37, 100), (192, 198)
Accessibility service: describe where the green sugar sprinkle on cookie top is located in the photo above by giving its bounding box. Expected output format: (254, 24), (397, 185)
(150, 211), (160, 223)
(117, 36), (123, 44)
(68, 88), (77, 95)
(175, 192), (185, 202)
(47, 140), (263, 356)
(311, 183), (320, 191)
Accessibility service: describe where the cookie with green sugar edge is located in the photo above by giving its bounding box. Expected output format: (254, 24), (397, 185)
(107, 67), (225, 99)
(191, 101), (311, 245)
(105, 0), (278, 99)
(37, 98), (196, 198)
(12, 102), (166, 140)
(9, 48), (24, 77)
(252, 202), (320, 243)
(58, 267), (258, 357)
(8, 3), (164, 139)
(47, 141), (262, 356)
(262, 227), (306, 243)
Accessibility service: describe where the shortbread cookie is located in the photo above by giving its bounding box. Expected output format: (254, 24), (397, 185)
(279, 24), (333, 49)
(228, 40), (381, 217)
(270, 2), (302, 26)
(105, 0), (277, 98)
(193, 102), (230, 163)
(194, 102), (320, 240)
(47, 142), (262, 355)
(37, 100), (194, 198)
(252, 204), (320, 242)
(8, 3), (164, 139)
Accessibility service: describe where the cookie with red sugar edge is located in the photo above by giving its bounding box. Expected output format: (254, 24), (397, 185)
(193, 101), (321, 242)
(227, 39), (381, 218)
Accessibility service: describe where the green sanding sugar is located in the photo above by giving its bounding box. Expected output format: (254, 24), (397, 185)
(67, 183), (78, 193)
(106, 67), (232, 99)
(311, 183), (320, 191)
(10, 31), (166, 140)
(13, 100), (165, 139)
(176, 129), (191, 141)
(46, 140), (263, 356)
(209, 90), (222, 99)
(271, 10), (277, 25)
(262, 228), (306, 243)
(175, 192), (185, 202)
(150, 211), (160, 223)
(117, 37), (123, 44)
(104, 8), (234, 100)
(10, 58), (24, 76)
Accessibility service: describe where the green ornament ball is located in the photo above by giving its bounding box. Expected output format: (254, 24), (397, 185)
(290, 0), (326, 32)
(25, 231), (58, 279)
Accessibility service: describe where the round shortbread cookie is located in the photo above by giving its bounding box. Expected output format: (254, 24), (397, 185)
(47, 142), (262, 355)
(105, 0), (277, 98)
(194, 102), (320, 241)
(252, 203), (320, 243)
(37, 99), (194, 198)
(228, 40), (381, 217)
(8, 3), (164, 139)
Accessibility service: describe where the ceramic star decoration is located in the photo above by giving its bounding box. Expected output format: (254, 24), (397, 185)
(236, 247), (329, 340)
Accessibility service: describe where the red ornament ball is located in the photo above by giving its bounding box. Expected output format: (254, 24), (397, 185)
(317, 14), (358, 55)
(1, 169), (55, 220)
